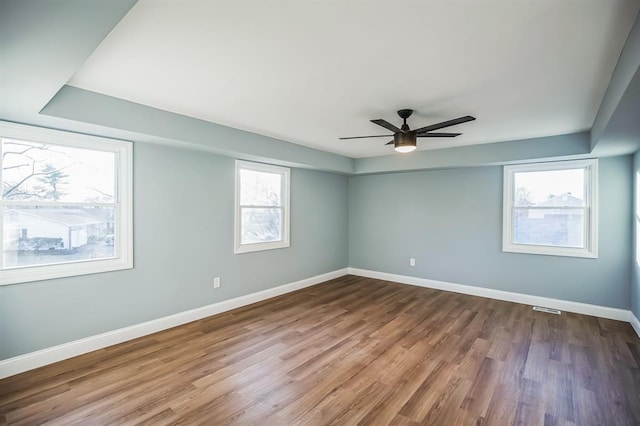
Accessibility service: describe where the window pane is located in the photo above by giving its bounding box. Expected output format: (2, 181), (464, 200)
(514, 207), (584, 248)
(241, 208), (282, 244)
(3, 206), (116, 268)
(514, 168), (584, 207)
(240, 169), (281, 206)
(1, 138), (115, 203)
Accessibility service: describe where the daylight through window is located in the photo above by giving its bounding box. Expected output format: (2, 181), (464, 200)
(235, 160), (290, 254)
(0, 122), (133, 285)
(503, 159), (598, 258)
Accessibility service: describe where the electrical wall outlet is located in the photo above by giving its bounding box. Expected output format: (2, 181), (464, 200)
(213, 277), (221, 288)
(409, 258), (416, 266)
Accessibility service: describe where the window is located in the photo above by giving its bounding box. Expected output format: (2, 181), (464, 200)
(503, 159), (598, 258)
(1, 121), (133, 285)
(235, 160), (290, 254)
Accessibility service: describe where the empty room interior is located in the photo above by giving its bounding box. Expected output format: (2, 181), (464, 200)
(2, 1), (640, 424)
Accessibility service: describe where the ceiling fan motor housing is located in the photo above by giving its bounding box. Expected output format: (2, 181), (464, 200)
(394, 131), (417, 149)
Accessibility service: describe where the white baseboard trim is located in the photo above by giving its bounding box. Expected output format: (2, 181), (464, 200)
(0, 268), (348, 380)
(630, 312), (640, 338)
(348, 268), (631, 322)
(2, 267), (636, 379)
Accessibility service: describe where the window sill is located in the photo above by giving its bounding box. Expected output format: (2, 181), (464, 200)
(502, 242), (597, 259)
(234, 240), (290, 254)
(0, 257), (133, 286)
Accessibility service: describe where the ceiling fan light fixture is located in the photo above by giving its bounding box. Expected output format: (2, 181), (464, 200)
(393, 131), (417, 153)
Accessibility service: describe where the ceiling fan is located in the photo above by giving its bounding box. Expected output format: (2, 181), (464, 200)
(340, 109), (476, 153)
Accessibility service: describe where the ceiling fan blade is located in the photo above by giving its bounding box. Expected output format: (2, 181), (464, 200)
(414, 116), (476, 134)
(385, 140), (395, 145)
(339, 134), (393, 140)
(371, 119), (402, 133)
(417, 132), (461, 138)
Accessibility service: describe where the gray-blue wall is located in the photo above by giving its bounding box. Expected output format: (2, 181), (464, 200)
(349, 156), (632, 309)
(1, 144), (636, 361)
(0, 142), (349, 360)
(633, 151), (640, 319)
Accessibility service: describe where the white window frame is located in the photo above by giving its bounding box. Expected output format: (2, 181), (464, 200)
(0, 121), (133, 285)
(235, 160), (290, 254)
(503, 159), (598, 258)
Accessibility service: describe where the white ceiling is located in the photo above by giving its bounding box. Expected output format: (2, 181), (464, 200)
(68, 0), (640, 158)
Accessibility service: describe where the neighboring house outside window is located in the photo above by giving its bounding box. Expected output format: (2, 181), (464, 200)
(1, 122), (133, 285)
(503, 159), (598, 258)
(235, 160), (290, 254)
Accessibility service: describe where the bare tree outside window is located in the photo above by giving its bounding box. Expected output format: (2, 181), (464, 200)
(3, 141), (68, 200)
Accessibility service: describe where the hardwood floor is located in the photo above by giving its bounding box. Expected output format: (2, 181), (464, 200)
(1, 275), (639, 425)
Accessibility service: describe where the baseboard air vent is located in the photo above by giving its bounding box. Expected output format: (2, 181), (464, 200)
(533, 306), (561, 315)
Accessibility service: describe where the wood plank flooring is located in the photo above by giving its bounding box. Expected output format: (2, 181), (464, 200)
(1, 275), (639, 425)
